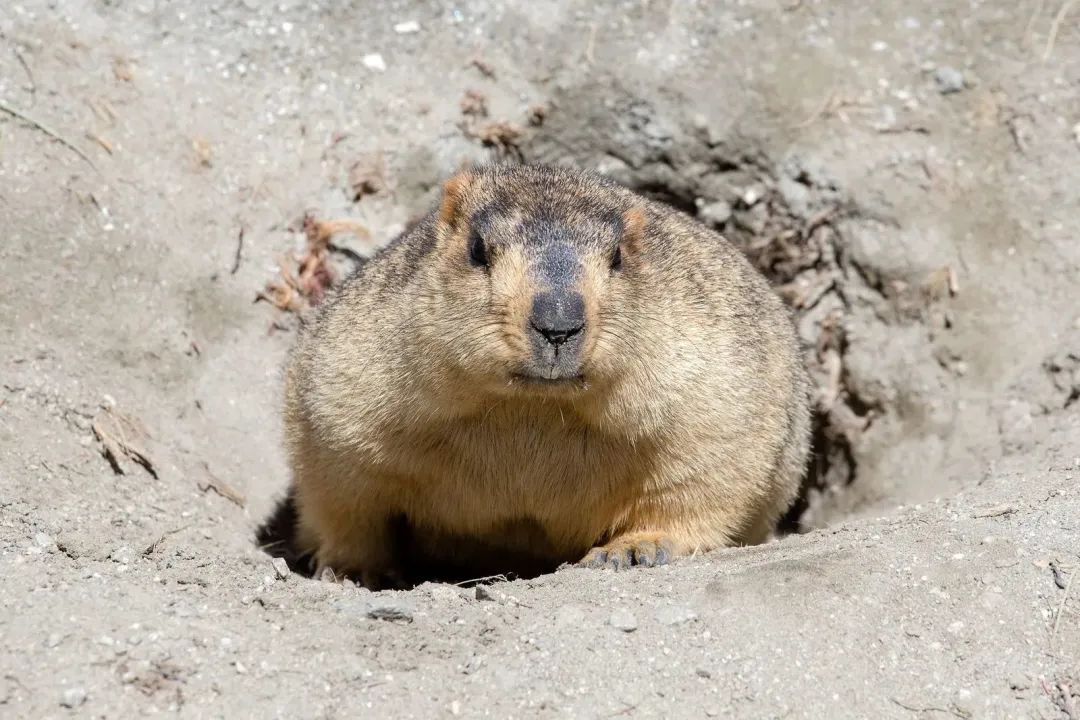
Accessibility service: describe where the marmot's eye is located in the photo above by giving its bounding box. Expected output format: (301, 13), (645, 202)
(468, 230), (488, 267)
(610, 245), (623, 271)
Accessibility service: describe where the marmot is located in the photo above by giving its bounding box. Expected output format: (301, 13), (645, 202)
(260, 164), (811, 589)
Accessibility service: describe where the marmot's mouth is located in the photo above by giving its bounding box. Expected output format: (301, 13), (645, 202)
(509, 372), (587, 389)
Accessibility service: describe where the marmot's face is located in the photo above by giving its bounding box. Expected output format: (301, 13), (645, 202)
(431, 168), (647, 397)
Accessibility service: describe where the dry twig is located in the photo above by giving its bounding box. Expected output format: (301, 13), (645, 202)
(198, 464), (246, 508)
(91, 407), (157, 478)
(86, 132), (114, 155)
(0, 101), (97, 169)
(230, 227), (245, 275)
(14, 48), (36, 92)
(468, 55), (496, 78)
(1052, 568), (1075, 639)
(972, 504), (1016, 518)
(1044, 0), (1078, 61)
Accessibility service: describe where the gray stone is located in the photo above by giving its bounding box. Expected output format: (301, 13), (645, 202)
(698, 200), (733, 227)
(271, 557), (290, 580)
(934, 66), (966, 94)
(609, 608), (638, 632)
(366, 600), (414, 622)
(60, 687), (87, 708)
(554, 604), (587, 627)
(656, 605), (698, 626)
(110, 546), (133, 565)
(34, 533), (56, 551)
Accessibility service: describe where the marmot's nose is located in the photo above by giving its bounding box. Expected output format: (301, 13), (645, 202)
(530, 291), (585, 347)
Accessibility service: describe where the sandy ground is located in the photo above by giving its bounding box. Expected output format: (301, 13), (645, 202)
(1, 1), (1078, 717)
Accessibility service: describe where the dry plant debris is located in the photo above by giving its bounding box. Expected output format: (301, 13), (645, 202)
(467, 55), (496, 78)
(457, 90), (527, 158)
(91, 406), (157, 478)
(112, 56), (134, 82)
(348, 154), (388, 201)
(527, 103), (548, 127)
(256, 213), (371, 315)
(472, 121), (524, 155)
(459, 89), (489, 118)
(192, 137), (212, 168)
(197, 463), (246, 508)
(86, 132), (114, 155)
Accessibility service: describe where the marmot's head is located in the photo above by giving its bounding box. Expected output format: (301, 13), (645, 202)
(423, 164), (651, 397)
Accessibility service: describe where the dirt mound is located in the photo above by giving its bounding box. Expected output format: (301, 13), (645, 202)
(1, 1), (1078, 717)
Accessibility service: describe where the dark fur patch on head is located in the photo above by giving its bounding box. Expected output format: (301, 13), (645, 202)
(460, 165), (633, 259)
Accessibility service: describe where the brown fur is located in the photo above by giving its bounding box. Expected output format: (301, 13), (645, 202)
(278, 164), (811, 588)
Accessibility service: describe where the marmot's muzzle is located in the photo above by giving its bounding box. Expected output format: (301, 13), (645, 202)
(525, 289), (586, 379)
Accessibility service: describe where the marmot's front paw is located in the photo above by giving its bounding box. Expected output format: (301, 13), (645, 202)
(315, 558), (407, 591)
(579, 532), (679, 570)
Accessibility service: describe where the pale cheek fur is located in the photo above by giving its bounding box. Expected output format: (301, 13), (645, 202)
(578, 258), (605, 344)
(488, 250), (533, 364)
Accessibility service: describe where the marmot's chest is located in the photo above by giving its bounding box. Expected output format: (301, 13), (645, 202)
(419, 419), (634, 493)
(384, 416), (650, 545)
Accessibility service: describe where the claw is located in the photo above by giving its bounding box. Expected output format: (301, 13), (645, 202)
(578, 534), (679, 571)
(579, 548), (610, 568)
(632, 544), (657, 567)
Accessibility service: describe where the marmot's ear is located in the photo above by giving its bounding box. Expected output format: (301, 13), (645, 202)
(439, 172), (474, 228)
(622, 207), (647, 255)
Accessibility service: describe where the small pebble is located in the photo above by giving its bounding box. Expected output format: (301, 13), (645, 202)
(60, 687), (87, 708)
(462, 654), (484, 675)
(362, 53), (387, 72)
(393, 20), (420, 34)
(933, 66), (966, 94)
(272, 557), (290, 581)
(1008, 672), (1030, 691)
(656, 605), (698, 626)
(426, 584), (467, 604)
(740, 184), (764, 207)
(34, 533), (56, 551)
(554, 604), (586, 627)
(474, 585), (521, 605)
(953, 689), (975, 717)
(110, 546), (133, 565)
(366, 600), (414, 622)
(698, 200), (732, 226)
(609, 608), (638, 632)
